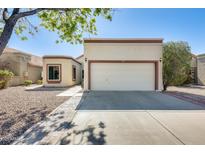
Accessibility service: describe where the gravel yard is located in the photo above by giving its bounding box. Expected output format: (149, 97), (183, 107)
(0, 86), (70, 144)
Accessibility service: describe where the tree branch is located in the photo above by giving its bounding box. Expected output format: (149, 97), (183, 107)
(14, 8), (45, 19)
(11, 8), (20, 16)
(14, 8), (71, 19)
(3, 8), (8, 22)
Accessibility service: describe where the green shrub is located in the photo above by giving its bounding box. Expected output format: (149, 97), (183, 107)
(0, 70), (14, 89)
(0, 80), (6, 89)
(36, 80), (43, 85)
(24, 80), (32, 86)
(163, 41), (192, 90)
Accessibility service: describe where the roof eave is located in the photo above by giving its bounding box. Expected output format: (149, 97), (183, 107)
(83, 38), (163, 43)
(43, 55), (81, 65)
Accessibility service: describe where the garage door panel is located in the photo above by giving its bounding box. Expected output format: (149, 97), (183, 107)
(91, 63), (155, 91)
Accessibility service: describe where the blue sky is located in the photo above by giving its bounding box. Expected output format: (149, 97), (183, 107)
(8, 8), (205, 57)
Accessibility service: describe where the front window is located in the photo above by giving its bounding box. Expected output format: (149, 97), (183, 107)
(48, 65), (61, 81)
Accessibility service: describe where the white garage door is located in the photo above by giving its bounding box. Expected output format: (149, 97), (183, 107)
(91, 63), (155, 91)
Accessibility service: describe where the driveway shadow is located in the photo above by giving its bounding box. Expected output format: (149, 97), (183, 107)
(14, 111), (106, 145)
(13, 110), (73, 144)
(13, 95), (106, 145)
(25, 87), (68, 92)
(76, 91), (205, 110)
(59, 121), (106, 145)
(178, 85), (205, 90)
(165, 91), (205, 106)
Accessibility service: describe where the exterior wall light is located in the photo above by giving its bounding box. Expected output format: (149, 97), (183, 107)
(160, 58), (162, 62)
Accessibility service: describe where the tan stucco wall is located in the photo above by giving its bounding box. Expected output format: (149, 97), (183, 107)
(28, 65), (42, 83)
(8, 76), (23, 86)
(190, 56), (197, 84)
(70, 60), (82, 85)
(197, 56), (205, 85)
(0, 52), (22, 76)
(191, 56), (197, 68)
(84, 43), (163, 91)
(76, 55), (84, 66)
(76, 55), (84, 85)
(43, 58), (81, 87)
(0, 52), (42, 86)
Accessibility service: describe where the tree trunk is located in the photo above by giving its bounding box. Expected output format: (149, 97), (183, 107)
(0, 18), (17, 55)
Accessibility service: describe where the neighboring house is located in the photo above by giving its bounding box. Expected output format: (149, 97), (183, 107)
(191, 54), (197, 84)
(197, 54), (205, 85)
(190, 53), (205, 85)
(0, 48), (43, 86)
(42, 55), (81, 87)
(83, 38), (163, 91)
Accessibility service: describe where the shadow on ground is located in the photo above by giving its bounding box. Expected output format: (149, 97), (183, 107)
(7, 90), (205, 145)
(25, 87), (68, 92)
(0, 106), (50, 144)
(178, 85), (205, 90)
(165, 91), (205, 106)
(13, 107), (106, 145)
(58, 121), (106, 145)
(76, 91), (205, 110)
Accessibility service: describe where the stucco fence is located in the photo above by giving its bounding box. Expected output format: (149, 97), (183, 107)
(8, 76), (24, 86)
(8, 65), (42, 86)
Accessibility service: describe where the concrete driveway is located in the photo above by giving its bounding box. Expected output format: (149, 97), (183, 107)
(67, 91), (205, 145)
(14, 91), (205, 145)
(76, 91), (204, 110)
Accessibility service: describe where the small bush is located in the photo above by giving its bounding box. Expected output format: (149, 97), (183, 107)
(0, 80), (6, 89)
(36, 80), (43, 85)
(0, 70), (14, 89)
(24, 80), (32, 86)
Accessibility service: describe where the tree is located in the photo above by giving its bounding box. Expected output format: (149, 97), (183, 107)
(0, 8), (112, 55)
(163, 41), (192, 90)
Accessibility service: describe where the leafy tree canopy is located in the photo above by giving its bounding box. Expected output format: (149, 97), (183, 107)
(38, 8), (112, 44)
(0, 8), (113, 54)
(163, 41), (192, 90)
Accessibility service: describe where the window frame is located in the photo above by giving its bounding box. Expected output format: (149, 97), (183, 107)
(72, 65), (77, 81)
(47, 64), (61, 83)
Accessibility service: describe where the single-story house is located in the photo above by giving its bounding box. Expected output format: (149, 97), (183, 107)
(83, 38), (163, 91)
(0, 48), (43, 86)
(190, 53), (205, 85)
(197, 54), (205, 85)
(42, 38), (163, 91)
(42, 55), (81, 87)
